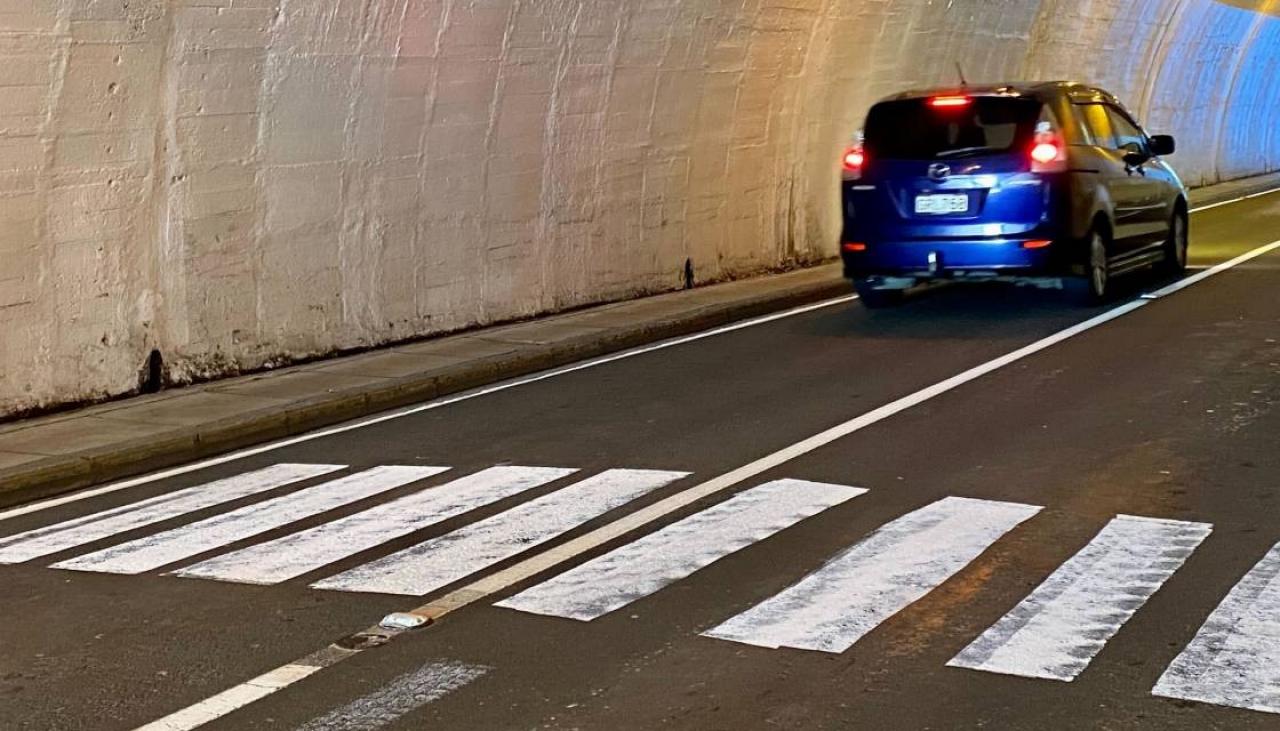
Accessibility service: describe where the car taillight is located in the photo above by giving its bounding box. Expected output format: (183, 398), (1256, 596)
(1030, 119), (1067, 173)
(842, 145), (865, 180)
(929, 96), (971, 108)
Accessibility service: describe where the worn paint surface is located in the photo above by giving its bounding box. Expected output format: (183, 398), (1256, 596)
(3, 0), (1279, 416)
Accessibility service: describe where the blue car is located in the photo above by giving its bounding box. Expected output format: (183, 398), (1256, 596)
(840, 82), (1188, 307)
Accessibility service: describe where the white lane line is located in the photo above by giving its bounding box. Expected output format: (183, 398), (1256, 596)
(496, 479), (865, 622)
(0, 297), (853, 525)
(134, 663), (321, 731)
(128, 232), (1280, 731)
(50, 466), (448, 576)
(949, 515), (1211, 681)
(1188, 183), (1280, 212)
(1153, 542), (1280, 714)
(314, 469), (688, 597)
(0, 464), (344, 565)
(7, 183), (1280, 531)
(295, 661), (489, 731)
(705, 497), (1041, 653)
(175, 466), (575, 585)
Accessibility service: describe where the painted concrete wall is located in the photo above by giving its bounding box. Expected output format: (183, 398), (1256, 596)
(3, 0), (1279, 417)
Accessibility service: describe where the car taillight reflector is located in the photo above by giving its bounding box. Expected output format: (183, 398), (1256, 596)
(1022, 239), (1052, 249)
(842, 242), (868, 252)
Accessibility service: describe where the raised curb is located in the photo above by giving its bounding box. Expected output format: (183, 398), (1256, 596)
(0, 268), (850, 509)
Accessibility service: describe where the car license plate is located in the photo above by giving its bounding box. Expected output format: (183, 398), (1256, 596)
(915, 193), (969, 215)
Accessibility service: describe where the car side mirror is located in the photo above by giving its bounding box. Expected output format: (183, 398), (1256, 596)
(1149, 134), (1175, 156)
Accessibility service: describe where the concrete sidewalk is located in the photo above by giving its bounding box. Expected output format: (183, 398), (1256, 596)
(0, 264), (848, 507)
(2, 172), (1278, 509)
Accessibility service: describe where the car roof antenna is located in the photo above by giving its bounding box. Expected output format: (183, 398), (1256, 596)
(955, 62), (969, 88)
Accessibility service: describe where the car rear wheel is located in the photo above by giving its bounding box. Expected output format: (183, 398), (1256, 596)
(1159, 210), (1189, 275)
(853, 279), (906, 308)
(1067, 230), (1110, 305)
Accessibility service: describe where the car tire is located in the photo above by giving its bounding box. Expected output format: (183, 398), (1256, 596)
(1159, 209), (1189, 275)
(1067, 229), (1110, 306)
(853, 280), (906, 309)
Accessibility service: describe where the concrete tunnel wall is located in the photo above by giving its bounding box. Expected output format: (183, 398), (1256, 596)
(2, 0), (1280, 417)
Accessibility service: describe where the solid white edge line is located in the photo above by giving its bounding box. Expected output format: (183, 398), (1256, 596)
(0, 295), (854, 524)
(128, 232), (1280, 731)
(133, 663), (321, 731)
(8, 182), (1280, 525)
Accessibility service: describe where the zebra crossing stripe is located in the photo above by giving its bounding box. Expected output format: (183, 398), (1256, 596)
(949, 515), (1211, 681)
(0, 464), (345, 564)
(313, 469), (689, 596)
(1152, 542), (1280, 714)
(495, 479), (865, 621)
(295, 661), (488, 731)
(704, 496), (1040, 653)
(49, 466), (449, 576)
(175, 466), (576, 585)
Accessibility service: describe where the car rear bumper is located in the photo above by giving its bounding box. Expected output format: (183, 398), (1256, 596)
(841, 238), (1075, 280)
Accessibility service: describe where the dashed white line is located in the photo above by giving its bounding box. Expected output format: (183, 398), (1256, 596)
(314, 469), (688, 597)
(949, 515), (1211, 681)
(176, 466), (574, 585)
(0, 463), (344, 564)
(705, 497), (1041, 653)
(51, 466), (448, 576)
(496, 479), (865, 622)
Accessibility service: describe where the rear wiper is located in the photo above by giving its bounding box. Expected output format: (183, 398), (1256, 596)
(935, 146), (1000, 159)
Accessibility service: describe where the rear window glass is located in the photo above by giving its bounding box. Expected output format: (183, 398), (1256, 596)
(863, 97), (1042, 160)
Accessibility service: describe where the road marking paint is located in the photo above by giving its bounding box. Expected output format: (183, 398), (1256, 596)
(496, 479), (865, 621)
(125, 231), (1280, 730)
(314, 469), (688, 596)
(949, 515), (1211, 681)
(134, 663), (322, 731)
(175, 466), (575, 585)
(0, 464), (343, 564)
(0, 297), (853, 525)
(50, 466), (448, 576)
(295, 661), (488, 731)
(1188, 183), (1280, 212)
(1146, 239), (1280, 298)
(1152, 542), (1280, 714)
(705, 497), (1040, 653)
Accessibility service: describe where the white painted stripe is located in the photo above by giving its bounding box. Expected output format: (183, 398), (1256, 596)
(122, 223), (1280, 731)
(176, 466), (575, 585)
(1188, 183), (1280, 212)
(133, 663), (321, 731)
(295, 661), (488, 731)
(1145, 239), (1280, 298)
(949, 515), (1211, 681)
(6, 187), (1279, 532)
(50, 466), (448, 576)
(1152, 542), (1280, 714)
(0, 464), (344, 564)
(314, 469), (687, 596)
(705, 497), (1041, 654)
(0, 297), (852, 525)
(496, 479), (865, 621)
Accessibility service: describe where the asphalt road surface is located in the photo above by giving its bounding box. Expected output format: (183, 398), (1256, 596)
(2, 192), (1280, 731)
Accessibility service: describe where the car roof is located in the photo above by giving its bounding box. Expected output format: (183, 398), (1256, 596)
(876, 81), (1122, 107)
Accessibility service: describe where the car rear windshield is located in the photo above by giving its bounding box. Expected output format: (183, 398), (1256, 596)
(864, 97), (1043, 161)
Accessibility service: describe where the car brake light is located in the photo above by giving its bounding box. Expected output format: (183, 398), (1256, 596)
(929, 96), (971, 108)
(842, 148), (864, 171)
(1030, 143), (1059, 164)
(841, 144), (865, 181)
